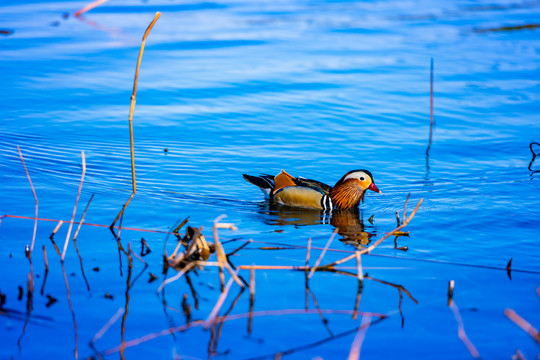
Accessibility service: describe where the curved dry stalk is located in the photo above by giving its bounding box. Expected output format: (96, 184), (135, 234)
(17, 146), (38, 254)
(110, 12), (161, 229)
(61, 151), (86, 262)
(308, 228), (338, 279)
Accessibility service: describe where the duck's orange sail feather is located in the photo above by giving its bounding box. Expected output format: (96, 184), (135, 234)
(272, 170), (297, 195)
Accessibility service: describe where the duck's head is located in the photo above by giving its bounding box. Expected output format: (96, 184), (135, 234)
(330, 169), (381, 210)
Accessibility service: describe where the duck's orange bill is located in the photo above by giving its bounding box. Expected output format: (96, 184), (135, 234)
(368, 182), (381, 193)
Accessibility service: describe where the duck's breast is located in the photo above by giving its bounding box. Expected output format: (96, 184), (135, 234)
(274, 186), (324, 210)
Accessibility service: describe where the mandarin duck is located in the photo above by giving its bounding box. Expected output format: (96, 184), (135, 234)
(243, 169), (381, 211)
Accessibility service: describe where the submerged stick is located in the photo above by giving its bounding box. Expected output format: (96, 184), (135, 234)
(17, 146), (38, 255)
(347, 316), (371, 360)
(73, 194), (94, 241)
(92, 307), (125, 344)
(505, 308), (540, 344)
(110, 12), (161, 229)
(449, 282), (480, 359)
(61, 151), (86, 262)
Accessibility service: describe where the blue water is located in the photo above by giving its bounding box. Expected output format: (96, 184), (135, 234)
(1, 0), (539, 359)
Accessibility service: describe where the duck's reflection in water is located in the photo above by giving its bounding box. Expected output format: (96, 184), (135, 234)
(258, 204), (374, 249)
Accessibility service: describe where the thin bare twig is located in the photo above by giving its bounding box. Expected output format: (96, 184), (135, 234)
(449, 282), (480, 359)
(110, 12), (161, 229)
(308, 228), (339, 279)
(91, 308), (125, 344)
(17, 146), (38, 254)
(73, 194), (94, 241)
(61, 151), (86, 262)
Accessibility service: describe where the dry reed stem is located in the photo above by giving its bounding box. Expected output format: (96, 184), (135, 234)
(308, 228), (339, 279)
(403, 193), (411, 220)
(157, 262), (196, 293)
(73, 194), (94, 241)
(347, 315), (371, 360)
(43, 245), (48, 271)
(50, 220), (64, 239)
(204, 272), (237, 329)
(17, 146), (38, 254)
(173, 217), (189, 234)
(305, 237), (311, 268)
(504, 308), (540, 344)
(426, 58), (434, 155)
(448, 280), (455, 306)
(61, 151), (86, 262)
(61, 263), (79, 359)
(92, 307), (125, 344)
(356, 252), (363, 281)
(321, 198), (422, 270)
(213, 215), (243, 289)
(128, 242), (147, 266)
(448, 282), (480, 359)
(74, 0), (109, 16)
(110, 12), (161, 229)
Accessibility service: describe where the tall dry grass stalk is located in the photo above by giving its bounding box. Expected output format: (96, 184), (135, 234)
(17, 146), (38, 254)
(61, 151), (86, 262)
(308, 228), (339, 279)
(110, 12), (161, 229)
(426, 58), (434, 156)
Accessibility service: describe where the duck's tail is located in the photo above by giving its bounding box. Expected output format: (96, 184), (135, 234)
(242, 174), (275, 198)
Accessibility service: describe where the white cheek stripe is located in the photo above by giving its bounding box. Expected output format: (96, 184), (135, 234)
(344, 172), (366, 181)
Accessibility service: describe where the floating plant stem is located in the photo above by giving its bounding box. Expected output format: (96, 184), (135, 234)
(308, 228), (339, 279)
(110, 12), (161, 229)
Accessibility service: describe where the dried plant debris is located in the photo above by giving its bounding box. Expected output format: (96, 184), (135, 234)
(169, 226), (215, 270)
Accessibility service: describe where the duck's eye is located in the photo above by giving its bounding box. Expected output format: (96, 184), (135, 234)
(360, 177), (365, 181)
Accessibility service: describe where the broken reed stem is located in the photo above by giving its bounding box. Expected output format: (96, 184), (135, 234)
(92, 307), (125, 344)
(347, 315), (372, 360)
(356, 252), (363, 281)
(403, 193), (411, 221)
(426, 57), (434, 156)
(128, 242), (147, 265)
(448, 281), (480, 359)
(321, 198), (422, 270)
(157, 262), (196, 293)
(213, 215), (243, 289)
(173, 217), (189, 234)
(308, 228), (339, 279)
(43, 245), (48, 271)
(305, 237), (311, 268)
(17, 146), (38, 254)
(73, 194), (94, 241)
(204, 271), (237, 329)
(504, 308), (540, 344)
(74, 0), (109, 17)
(61, 151), (86, 262)
(50, 220), (64, 239)
(110, 12), (161, 229)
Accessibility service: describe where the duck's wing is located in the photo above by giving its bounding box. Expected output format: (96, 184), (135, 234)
(296, 177), (332, 195)
(274, 186), (324, 210)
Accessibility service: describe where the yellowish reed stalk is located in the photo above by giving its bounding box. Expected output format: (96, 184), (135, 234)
(73, 194), (94, 241)
(61, 151), (86, 262)
(110, 12), (161, 229)
(17, 146), (38, 254)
